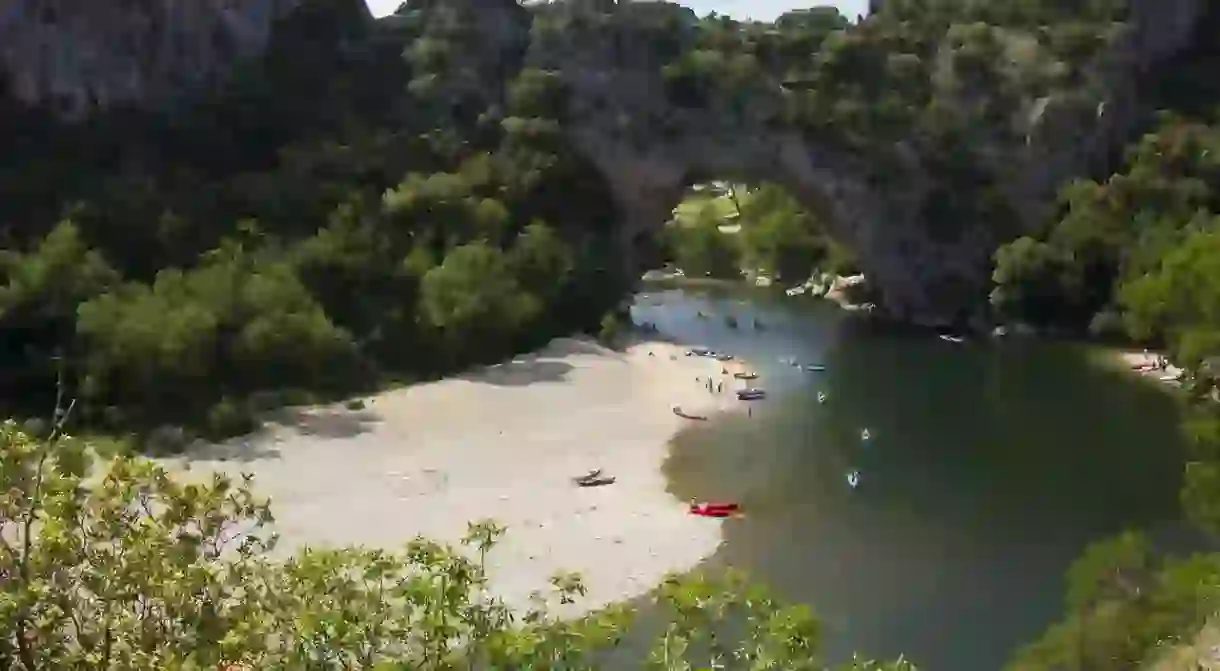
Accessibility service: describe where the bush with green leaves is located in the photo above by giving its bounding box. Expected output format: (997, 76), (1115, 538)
(0, 421), (916, 670)
(989, 115), (1220, 332)
(1007, 531), (1220, 670)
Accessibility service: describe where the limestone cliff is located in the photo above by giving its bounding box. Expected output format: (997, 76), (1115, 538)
(513, 0), (1209, 326)
(0, 0), (327, 117)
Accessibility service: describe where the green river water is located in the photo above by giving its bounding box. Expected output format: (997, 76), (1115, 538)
(629, 284), (1194, 670)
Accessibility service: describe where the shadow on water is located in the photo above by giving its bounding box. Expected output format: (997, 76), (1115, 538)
(629, 285), (1192, 670)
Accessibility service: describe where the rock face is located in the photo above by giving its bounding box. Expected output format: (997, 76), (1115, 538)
(518, 0), (1208, 326)
(0, 0), (313, 118)
(0, 0), (1209, 326)
(520, 1), (938, 319)
(996, 0), (1210, 237)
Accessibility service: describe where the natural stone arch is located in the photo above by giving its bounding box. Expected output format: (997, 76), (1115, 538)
(517, 2), (967, 326)
(2, 0), (1207, 327)
(508, 0), (1209, 328)
(568, 129), (946, 323)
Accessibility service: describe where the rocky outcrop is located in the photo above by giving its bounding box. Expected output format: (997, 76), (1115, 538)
(0, 0), (320, 117)
(0, 0), (1209, 327)
(521, 1), (940, 320)
(519, 0), (1208, 327)
(995, 0), (1209, 235)
(821, 275), (875, 312)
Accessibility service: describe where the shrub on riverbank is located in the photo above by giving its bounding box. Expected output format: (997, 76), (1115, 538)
(0, 421), (915, 670)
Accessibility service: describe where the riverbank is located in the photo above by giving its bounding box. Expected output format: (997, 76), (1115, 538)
(164, 335), (755, 615)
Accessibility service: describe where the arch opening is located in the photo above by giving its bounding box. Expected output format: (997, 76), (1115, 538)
(639, 178), (876, 308)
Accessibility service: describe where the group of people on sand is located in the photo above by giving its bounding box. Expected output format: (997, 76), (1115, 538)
(694, 368), (759, 417)
(1132, 349), (1186, 386)
(694, 375), (725, 394)
(1138, 348), (1172, 372)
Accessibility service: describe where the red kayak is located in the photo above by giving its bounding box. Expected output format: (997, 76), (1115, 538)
(689, 502), (740, 517)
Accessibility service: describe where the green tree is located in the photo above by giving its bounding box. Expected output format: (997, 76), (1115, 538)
(1008, 537), (1220, 671)
(506, 68), (570, 119)
(421, 241), (542, 357)
(1119, 226), (1220, 365)
(75, 239), (358, 431)
(738, 184), (827, 282)
(669, 206), (742, 279)
(0, 221), (121, 414)
(509, 221), (575, 301)
(989, 236), (1079, 326)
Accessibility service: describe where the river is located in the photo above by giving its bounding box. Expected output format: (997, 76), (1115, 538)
(630, 284), (1191, 670)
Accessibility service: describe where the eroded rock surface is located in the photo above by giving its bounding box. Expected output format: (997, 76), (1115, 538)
(0, 0), (312, 117)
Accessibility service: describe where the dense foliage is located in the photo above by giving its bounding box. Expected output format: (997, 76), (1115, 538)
(0, 0), (630, 440)
(0, 422), (916, 670)
(990, 116), (1220, 336)
(663, 183), (856, 283)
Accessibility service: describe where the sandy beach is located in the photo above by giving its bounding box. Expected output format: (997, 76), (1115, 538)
(165, 336), (757, 614)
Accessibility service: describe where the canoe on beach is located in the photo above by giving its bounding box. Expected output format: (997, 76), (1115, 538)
(673, 406), (708, 420)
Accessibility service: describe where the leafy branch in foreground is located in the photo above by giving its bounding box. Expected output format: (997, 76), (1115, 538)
(0, 420), (912, 670)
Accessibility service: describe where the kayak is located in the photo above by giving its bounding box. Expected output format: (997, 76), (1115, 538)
(689, 502), (740, 517)
(572, 468), (603, 483)
(804, 364), (826, 372)
(577, 476), (616, 487)
(847, 471), (861, 488)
